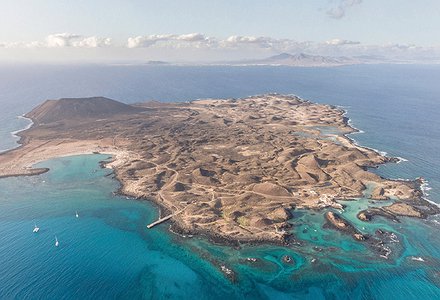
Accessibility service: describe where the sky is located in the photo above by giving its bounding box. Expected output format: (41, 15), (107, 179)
(0, 0), (439, 63)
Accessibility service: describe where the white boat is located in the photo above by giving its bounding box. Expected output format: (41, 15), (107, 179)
(410, 256), (425, 262)
(75, 211), (79, 218)
(55, 236), (59, 247)
(33, 224), (40, 233)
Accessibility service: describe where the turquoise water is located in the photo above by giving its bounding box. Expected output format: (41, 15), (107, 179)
(1, 64), (440, 299)
(1, 155), (439, 299)
(0, 155), (233, 299)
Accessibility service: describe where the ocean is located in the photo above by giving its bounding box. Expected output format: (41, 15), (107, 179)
(0, 64), (439, 299)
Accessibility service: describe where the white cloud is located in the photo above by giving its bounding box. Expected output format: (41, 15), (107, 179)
(124, 33), (440, 60)
(220, 36), (316, 53)
(46, 33), (112, 48)
(1, 33), (112, 49)
(327, 0), (362, 19)
(1, 32), (439, 62)
(46, 33), (81, 47)
(127, 33), (207, 48)
(127, 34), (174, 48)
(221, 35), (279, 49)
(326, 38), (360, 46)
(177, 33), (207, 42)
(73, 36), (112, 48)
(127, 34), (276, 50)
(225, 35), (270, 44)
(1, 40), (44, 48)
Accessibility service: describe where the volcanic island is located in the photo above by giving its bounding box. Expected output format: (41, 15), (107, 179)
(0, 94), (438, 246)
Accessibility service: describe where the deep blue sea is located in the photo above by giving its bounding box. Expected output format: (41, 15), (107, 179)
(0, 64), (439, 299)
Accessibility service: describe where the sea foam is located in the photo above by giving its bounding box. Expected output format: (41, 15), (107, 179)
(10, 115), (33, 138)
(0, 115), (34, 154)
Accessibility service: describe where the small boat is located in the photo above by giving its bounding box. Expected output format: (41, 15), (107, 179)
(410, 256), (425, 262)
(33, 223), (40, 233)
(75, 211), (79, 218)
(55, 236), (59, 247)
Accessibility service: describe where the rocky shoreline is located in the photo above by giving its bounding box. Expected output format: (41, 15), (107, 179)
(325, 211), (400, 259)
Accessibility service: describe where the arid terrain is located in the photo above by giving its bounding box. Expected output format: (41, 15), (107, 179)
(0, 94), (438, 245)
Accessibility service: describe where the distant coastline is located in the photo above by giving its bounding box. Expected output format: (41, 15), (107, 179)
(126, 53), (440, 68)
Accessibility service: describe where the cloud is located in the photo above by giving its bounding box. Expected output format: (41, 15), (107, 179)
(127, 34), (174, 48)
(127, 33), (207, 48)
(225, 35), (273, 46)
(1, 41), (44, 49)
(177, 33), (207, 42)
(1, 32), (439, 62)
(124, 34), (316, 54)
(1, 33), (112, 48)
(327, 0), (362, 19)
(326, 38), (360, 46)
(74, 36), (112, 48)
(220, 35), (293, 50)
(0, 32), (365, 55)
(46, 33), (112, 48)
(46, 33), (81, 47)
(221, 36), (316, 53)
(123, 33), (440, 60)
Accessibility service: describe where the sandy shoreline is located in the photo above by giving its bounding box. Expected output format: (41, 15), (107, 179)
(0, 138), (125, 178)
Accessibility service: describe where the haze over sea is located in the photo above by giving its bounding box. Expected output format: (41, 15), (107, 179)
(0, 64), (439, 299)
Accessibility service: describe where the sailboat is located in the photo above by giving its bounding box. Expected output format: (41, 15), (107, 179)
(75, 211), (79, 218)
(55, 236), (59, 247)
(33, 223), (40, 233)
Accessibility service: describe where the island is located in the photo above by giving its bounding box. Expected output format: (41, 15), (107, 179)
(0, 94), (438, 246)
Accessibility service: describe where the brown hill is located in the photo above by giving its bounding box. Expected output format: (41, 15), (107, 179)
(26, 97), (141, 124)
(253, 182), (291, 197)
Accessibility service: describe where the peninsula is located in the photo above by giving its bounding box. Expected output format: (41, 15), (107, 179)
(0, 94), (438, 245)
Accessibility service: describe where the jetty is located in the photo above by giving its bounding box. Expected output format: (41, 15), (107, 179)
(147, 214), (174, 228)
(147, 209), (183, 229)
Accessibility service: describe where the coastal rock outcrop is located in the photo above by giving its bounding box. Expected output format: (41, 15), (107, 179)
(325, 211), (368, 241)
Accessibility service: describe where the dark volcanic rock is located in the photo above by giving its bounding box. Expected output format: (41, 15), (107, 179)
(357, 208), (400, 223)
(26, 97), (142, 124)
(282, 255), (294, 264)
(325, 211), (368, 241)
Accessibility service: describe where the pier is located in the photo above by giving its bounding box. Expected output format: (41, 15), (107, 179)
(147, 214), (174, 229)
(146, 209), (184, 229)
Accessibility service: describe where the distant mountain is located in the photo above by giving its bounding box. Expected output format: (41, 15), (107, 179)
(146, 60), (169, 65)
(230, 53), (360, 67)
(26, 97), (141, 124)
